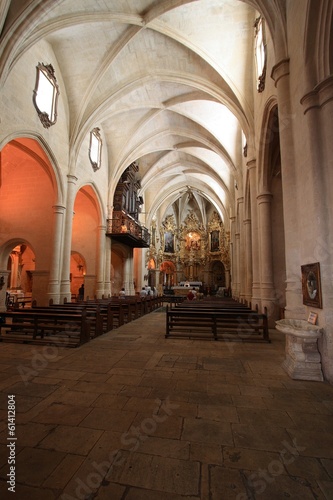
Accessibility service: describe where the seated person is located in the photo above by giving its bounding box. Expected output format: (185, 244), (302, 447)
(140, 287), (148, 297)
(119, 287), (126, 298)
(187, 289), (194, 301)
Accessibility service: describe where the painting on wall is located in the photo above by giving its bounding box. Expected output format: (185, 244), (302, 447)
(164, 232), (174, 253)
(210, 230), (220, 252)
(301, 262), (322, 309)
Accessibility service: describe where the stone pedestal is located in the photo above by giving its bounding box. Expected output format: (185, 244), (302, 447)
(275, 319), (323, 381)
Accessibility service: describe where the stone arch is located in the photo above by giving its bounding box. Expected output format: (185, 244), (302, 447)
(257, 97), (279, 194)
(304, 0), (333, 87)
(0, 137), (59, 272)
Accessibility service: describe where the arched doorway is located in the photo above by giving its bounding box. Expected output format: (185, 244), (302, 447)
(210, 260), (226, 292)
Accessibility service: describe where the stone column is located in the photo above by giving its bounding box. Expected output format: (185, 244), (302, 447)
(237, 197), (246, 303)
(247, 159), (261, 308)
(271, 59), (302, 317)
(300, 75), (333, 383)
(104, 236), (112, 298)
(257, 192), (276, 319)
(31, 270), (49, 306)
(124, 249), (135, 294)
(95, 224), (106, 299)
(229, 215), (236, 296)
(47, 205), (65, 304)
(243, 218), (252, 305)
(10, 251), (19, 290)
(234, 231), (240, 298)
(60, 175), (78, 303)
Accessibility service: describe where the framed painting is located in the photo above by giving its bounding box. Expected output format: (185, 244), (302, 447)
(164, 232), (174, 253)
(210, 230), (220, 252)
(301, 262), (322, 309)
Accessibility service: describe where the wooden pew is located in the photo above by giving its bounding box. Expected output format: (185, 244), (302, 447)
(0, 310), (91, 347)
(31, 305), (103, 338)
(165, 305), (269, 342)
(49, 302), (119, 332)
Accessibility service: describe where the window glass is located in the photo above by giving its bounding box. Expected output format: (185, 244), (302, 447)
(254, 17), (266, 93)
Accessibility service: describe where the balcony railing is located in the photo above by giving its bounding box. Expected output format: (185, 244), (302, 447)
(106, 214), (150, 248)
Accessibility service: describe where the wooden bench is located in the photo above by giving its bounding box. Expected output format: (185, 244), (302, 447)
(0, 310), (91, 347)
(48, 301), (123, 331)
(165, 305), (269, 342)
(31, 305), (104, 338)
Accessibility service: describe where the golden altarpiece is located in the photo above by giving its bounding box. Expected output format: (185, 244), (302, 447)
(146, 210), (230, 292)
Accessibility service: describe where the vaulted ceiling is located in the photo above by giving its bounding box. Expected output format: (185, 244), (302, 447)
(0, 0), (286, 227)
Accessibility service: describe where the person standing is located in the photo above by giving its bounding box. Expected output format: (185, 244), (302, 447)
(78, 284), (84, 301)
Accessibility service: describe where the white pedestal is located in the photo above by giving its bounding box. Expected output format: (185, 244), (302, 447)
(275, 319), (323, 381)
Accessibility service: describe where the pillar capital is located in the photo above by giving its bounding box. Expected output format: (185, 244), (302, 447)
(300, 75), (333, 114)
(257, 192), (273, 204)
(246, 159), (256, 170)
(67, 174), (78, 184)
(271, 58), (290, 87)
(52, 205), (66, 214)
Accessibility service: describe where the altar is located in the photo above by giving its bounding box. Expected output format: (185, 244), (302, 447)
(172, 282), (202, 296)
(179, 281), (202, 288)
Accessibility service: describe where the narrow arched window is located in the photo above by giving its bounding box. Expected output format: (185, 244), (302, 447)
(89, 127), (102, 171)
(254, 16), (267, 93)
(33, 63), (59, 128)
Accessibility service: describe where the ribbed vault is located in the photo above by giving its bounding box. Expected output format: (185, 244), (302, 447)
(0, 0), (287, 228)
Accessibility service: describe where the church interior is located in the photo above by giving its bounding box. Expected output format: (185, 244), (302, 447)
(0, 1), (333, 498)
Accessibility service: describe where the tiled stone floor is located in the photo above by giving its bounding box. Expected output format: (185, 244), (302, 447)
(0, 309), (333, 499)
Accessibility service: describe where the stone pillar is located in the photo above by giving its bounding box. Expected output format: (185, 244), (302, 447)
(124, 249), (135, 294)
(271, 59), (302, 317)
(104, 236), (112, 298)
(225, 269), (231, 290)
(247, 159), (261, 308)
(237, 197), (246, 303)
(234, 231), (240, 298)
(10, 251), (19, 289)
(31, 270), (49, 306)
(60, 175), (78, 303)
(47, 205), (65, 304)
(243, 218), (252, 305)
(229, 215), (236, 296)
(84, 274), (96, 300)
(257, 192), (276, 320)
(300, 75), (333, 383)
(95, 224), (106, 299)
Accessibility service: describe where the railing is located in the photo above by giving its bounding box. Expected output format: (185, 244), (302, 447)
(106, 215), (150, 247)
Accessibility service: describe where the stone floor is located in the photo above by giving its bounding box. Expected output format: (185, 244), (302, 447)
(0, 309), (333, 500)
